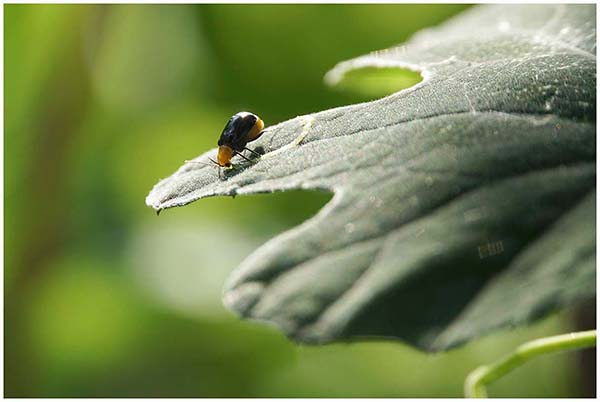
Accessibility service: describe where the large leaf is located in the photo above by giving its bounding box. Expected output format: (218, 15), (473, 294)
(146, 4), (596, 351)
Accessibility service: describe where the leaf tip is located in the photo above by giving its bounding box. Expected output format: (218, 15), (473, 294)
(145, 190), (163, 212)
(222, 282), (265, 317)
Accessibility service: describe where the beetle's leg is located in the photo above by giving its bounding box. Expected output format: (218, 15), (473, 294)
(234, 151), (254, 163)
(244, 147), (262, 157)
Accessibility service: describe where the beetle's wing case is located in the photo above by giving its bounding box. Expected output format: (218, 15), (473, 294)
(217, 112), (259, 151)
(217, 115), (238, 146)
(247, 117), (264, 142)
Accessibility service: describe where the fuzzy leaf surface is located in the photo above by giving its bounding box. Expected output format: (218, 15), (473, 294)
(146, 4), (596, 351)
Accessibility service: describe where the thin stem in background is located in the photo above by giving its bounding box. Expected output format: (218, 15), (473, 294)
(464, 329), (597, 398)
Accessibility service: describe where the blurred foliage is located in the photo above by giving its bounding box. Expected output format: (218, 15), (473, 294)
(328, 66), (423, 97)
(4, 4), (591, 397)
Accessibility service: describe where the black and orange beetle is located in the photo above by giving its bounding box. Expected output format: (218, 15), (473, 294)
(213, 111), (264, 167)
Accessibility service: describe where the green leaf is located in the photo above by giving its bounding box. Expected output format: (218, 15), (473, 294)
(145, 4), (596, 351)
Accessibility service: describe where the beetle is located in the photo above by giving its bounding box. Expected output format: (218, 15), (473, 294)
(214, 111), (264, 167)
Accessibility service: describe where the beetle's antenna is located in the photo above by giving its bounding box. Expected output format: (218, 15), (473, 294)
(206, 156), (225, 179)
(184, 159), (219, 168)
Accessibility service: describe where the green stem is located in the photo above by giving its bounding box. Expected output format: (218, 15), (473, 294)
(464, 329), (596, 398)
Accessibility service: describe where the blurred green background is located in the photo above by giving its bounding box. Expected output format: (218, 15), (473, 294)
(4, 4), (594, 397)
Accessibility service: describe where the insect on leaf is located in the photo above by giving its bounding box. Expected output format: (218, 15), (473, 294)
(146, 4), (596, 351)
